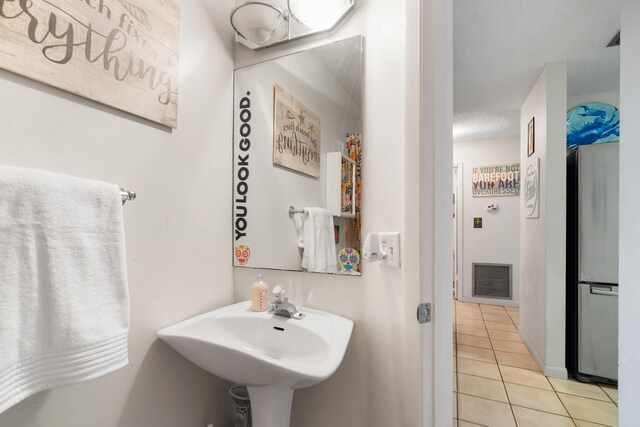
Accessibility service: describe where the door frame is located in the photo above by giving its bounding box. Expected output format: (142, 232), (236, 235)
(452, 164), (464, 301)
(619, 1), (639, 423)
(415, 0), (454, 425)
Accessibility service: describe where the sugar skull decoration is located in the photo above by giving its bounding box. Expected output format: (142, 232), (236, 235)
(235, 245), (251, 266)
(338, 247), (360, 272)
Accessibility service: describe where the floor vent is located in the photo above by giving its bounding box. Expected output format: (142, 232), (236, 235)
(472, 263), (512, 299)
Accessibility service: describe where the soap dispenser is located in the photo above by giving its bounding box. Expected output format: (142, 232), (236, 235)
(250, 274), (269, 312)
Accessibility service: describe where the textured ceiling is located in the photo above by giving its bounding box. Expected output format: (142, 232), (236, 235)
(453, 0), (621, 142)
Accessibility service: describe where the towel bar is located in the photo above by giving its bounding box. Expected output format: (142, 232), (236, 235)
(288, 206), (307, 218)
(120, 188), (136, 205)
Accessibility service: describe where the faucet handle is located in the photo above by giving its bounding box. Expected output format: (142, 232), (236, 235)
(272, 285), (286, 303)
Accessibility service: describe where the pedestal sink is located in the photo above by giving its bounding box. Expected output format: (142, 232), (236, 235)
(157, 301), (354, 427)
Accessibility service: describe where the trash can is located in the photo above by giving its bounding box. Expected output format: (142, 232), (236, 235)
(229, 385), (252, 427)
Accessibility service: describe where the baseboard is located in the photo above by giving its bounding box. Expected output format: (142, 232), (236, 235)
(543, 365), (568, 379)
(458, 295), (519, 308)
(519, 328), (568, 379)
(519, 328), (544, 371)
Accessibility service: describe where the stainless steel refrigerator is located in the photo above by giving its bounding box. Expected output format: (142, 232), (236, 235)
(566, 142), (619, 383)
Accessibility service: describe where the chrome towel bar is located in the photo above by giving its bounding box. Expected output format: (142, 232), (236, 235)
(288, 206), (307, 218)
(120, 187), (136, 205)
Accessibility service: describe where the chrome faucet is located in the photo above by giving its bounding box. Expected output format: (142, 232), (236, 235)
(268, 285), (305, 320)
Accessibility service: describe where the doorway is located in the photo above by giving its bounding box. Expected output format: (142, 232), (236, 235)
(449, 0), (621, 425)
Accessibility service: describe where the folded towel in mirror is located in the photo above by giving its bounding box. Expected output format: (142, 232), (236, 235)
(301, 207), (337, 273)
(291, 212), (306, 249)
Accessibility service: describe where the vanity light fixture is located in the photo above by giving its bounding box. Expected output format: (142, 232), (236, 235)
(231, 0), (356, 50)
(230, 1), (289, 48)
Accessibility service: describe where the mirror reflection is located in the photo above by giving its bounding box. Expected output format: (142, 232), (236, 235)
(233, 36), (363, 275)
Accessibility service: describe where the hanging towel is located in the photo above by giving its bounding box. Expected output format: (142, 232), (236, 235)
(301, 207), (337, 273)
(291, 212), (306, 249)
(0, 166), (129, 414)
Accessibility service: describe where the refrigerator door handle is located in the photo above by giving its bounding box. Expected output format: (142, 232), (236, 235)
(591, 288), (619, 297)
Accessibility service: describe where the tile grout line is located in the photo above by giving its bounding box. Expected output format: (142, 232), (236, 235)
(495, 307), (564, 426)
(455, 390), (510, 406)
(508, 402), (577, 422)
(459, 368), (617, 405)
(455, 304), (491, 427)
(555, 390), (618, 426)
(457, 333), (532, 355)
(479, 304), (598, 426)
(556, 390), (617, 404)
(596, 383), (617, 406)
(454, 300), (459, 427)
(547, 381), (577, 426)
(456, 370), (549, 390)
(484, 307), (520, 426)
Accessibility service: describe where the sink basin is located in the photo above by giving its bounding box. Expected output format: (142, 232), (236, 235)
(157, 301), (354, 426)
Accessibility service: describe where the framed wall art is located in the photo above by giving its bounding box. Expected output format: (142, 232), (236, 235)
(525, 158), (540, 219)
(567, 102), (620, 149)
(471, 163), (520, 197)
(273, 84), (321, 178)
(527, 117), (535, 157)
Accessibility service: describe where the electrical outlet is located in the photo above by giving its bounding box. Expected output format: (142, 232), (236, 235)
(379, 232), (401, 268)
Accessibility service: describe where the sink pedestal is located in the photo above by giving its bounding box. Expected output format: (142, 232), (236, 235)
(247, 385), (294, 427)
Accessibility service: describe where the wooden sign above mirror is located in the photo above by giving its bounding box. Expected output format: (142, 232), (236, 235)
(232, 36), (363, 276)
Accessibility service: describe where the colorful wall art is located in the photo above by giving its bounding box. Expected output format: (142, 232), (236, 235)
(273, 84), (321, 178)
(0, 0), (181, 128)
(345, 133), (361, 249)
(471, 163), (521, 197)
(567, 102), (620, 149)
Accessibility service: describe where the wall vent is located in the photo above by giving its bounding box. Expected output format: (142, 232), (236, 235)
(472, 263), (512, 299)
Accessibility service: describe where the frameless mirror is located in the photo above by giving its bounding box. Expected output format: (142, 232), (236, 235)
(233, 36), (363, 275)
(230, 0), (356, 50)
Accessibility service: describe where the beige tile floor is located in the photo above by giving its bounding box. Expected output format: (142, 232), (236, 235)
(453, 300), (618, 427)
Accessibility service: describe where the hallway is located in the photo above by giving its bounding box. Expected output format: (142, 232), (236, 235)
(453, 301), (618, 426)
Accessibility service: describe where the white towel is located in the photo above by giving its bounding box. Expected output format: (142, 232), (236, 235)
(0, 166), (130, 414)
(301, 207), (337, 273)
(291, 213), (306, 249)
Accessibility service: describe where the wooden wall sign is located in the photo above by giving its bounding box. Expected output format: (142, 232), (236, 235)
(273, 84), (321, 178)
(0, 0), (180, 128)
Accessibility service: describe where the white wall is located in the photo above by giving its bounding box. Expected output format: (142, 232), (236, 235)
(453, 137), (521, 306)
(519, 62), (568, 378)
(233, 0), (424, 426)
(0, 0), (236, 425)
(618, 0), (639, 423)
(568, 90), (619, 110)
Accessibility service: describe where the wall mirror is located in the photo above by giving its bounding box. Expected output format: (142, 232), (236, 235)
(233, 36), (363, 276)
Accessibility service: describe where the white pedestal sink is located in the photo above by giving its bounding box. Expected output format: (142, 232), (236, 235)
(157, 301), (354, 427)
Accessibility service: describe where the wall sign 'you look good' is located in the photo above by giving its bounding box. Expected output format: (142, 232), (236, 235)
(0, 0), (180, 128)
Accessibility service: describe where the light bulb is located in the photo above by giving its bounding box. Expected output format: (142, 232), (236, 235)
(288, 0), (352, 31)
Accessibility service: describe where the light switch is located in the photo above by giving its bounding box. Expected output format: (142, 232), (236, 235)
(379, 232), (401, 268)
